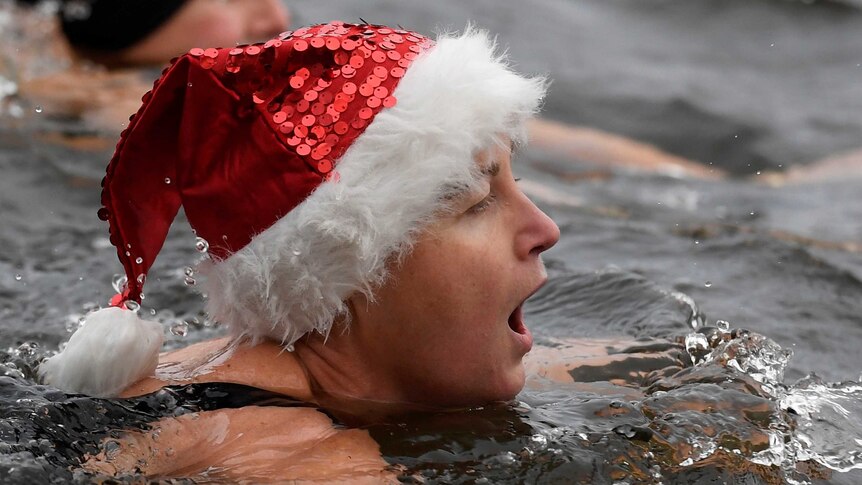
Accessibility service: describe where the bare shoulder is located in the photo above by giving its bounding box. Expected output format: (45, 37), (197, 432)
(121, 338), (313, 400)
(82, 406), (396, 483)
(106, 339), (394, 482)
(525, 337), (686, 389)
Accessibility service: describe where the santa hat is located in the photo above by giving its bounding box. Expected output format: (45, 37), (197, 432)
(39, 21), (547, 397)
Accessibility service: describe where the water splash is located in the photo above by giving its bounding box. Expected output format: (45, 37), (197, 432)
(782, 376), (862, 473)
(111, 274), (127, 294)
(169, 321), (188, 337)
(681, 326), (862, 478)
(663, 289), (704, 329)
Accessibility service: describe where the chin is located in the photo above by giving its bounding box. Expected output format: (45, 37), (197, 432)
(490, 367), (527, 402)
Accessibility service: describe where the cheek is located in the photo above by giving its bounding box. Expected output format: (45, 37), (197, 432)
(407, 239), (501, 308)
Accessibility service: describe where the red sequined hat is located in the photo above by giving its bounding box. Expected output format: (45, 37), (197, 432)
(40, 21), (547, 396)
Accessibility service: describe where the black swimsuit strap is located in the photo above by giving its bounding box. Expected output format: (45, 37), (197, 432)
(151, 382), (343, 424)
(160, 382), (311, 410)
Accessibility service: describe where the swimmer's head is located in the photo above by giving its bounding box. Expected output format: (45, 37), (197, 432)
(43, 21), (554, 398)
(59, 0), (290, 67)
(101, 21), (548, 345)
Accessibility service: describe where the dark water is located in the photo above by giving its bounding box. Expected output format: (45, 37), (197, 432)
(1, 0), (862, 483)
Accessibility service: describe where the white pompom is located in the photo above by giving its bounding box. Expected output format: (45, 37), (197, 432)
(39, 306), (164, 397)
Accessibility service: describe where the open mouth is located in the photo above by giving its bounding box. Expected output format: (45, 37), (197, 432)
(508, 304), (527, 335)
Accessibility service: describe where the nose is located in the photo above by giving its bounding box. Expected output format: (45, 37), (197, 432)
(516, 193), (560, 259)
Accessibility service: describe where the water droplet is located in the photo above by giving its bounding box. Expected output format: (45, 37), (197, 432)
(137, 274), (146, 285)
(135, 257), (143, 264)
(184, 276), (196, 286)
(187, 82), (193, 88)
(756, 171), (761, 175)
(716, 320), (730, 332)
(285, 344), (295, 352)
(291, 248), (301, 256)
(16, 342), (37, 358)
(750, 211), (756, 216)
(686, 332), (709, 350)
(183, 266), (194, 277)
(194, 237), (209, 253)
(770, 43), (775, 47)
(164, 177), (171, 184)
(170, 321), (188, 337)
(125, 301), (140, 313)
(112, 274), (128, 293)
(34, 105), (42, 113)
(14, 274), (22, 281)
(685, 332), (710, 364)
(704, 281), (712, 288)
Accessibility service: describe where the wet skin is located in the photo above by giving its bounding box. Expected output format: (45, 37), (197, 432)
(102, 0), (291, 67)
(299, 139), (561, 409)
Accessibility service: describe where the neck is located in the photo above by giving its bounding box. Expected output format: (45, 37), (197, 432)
(292, 329), (441, 423)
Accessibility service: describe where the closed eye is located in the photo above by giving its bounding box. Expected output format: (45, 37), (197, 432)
(467, 193), (497, 214)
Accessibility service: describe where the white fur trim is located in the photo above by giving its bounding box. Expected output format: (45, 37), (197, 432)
(200, 28), (547, 347)
(38, 307), (164, 397)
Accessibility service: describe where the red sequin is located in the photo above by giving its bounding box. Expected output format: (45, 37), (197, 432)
(115, 17), (440, 278)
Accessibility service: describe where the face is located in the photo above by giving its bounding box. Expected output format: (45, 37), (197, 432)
(349, 141), (560, 407)
(121, 0), (290, 65)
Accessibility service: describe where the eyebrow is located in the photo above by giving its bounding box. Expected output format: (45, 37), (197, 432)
(481, 161), (500, 177)
(438, 146), (508, 203)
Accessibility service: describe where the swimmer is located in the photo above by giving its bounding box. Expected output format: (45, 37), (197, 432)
(20, 0), (290, 67)
(38, 21), (685, 481)
(13, 0), (290, 131)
